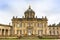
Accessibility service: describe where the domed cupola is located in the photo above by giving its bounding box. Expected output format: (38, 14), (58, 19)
(24, 6), (35, 18)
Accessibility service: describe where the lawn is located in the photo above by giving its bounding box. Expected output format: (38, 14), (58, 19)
(0, 38), (60, 40)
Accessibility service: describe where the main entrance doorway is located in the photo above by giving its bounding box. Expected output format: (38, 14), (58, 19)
(38, 30), (42, 36)
(27, 29), (32, 36)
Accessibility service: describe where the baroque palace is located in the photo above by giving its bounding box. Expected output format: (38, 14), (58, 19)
(0, 6), (60, 38)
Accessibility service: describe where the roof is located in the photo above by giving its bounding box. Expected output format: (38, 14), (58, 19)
(48, 23), (60, 27)
(24, 6), (35, 14)
(0, 24), (12, 27)
(12, 18), (47, 21)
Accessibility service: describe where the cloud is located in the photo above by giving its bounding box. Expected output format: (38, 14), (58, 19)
(0, 0), (60, 25)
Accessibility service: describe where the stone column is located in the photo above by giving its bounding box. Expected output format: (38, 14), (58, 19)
(23, 30), (25, 35)
(8, 30), (10, 36)
(33, 30), (35, 35)
(43, 23), (45, 35)
(1, 29), (2, 36)
(25, 30), (27, 35)
(36, 30), (38, 36)
(22, 30), (23, 35)
(0, 29), (2, 35)
(34, 30), (36, 35)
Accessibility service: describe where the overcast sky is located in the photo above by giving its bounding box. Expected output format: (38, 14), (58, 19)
(0, 0), (60, 25)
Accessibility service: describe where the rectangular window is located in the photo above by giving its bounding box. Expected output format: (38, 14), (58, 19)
(27, 23), (33, 27)
(17, 30), (19, 34)
(38, 23), (42, 27)
(38, 30), (42, 36)
(17, 24), (20, 27)
(24, 23), (25, 27)
(20, 23), (22, 27)
(28, 23), (30, 26)
(57, 27), (58, 29)
(23, 30), (25, 34)
(38, 23), (39, 27)
(20, 30), (22, 35)
(38, 30), (39, 35)
(49, 31), (51, 35)
(31, 23), (33, 26)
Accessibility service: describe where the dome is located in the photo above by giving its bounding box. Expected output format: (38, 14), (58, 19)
(24, 6), (35, 18)
(24, 6), (35, 14)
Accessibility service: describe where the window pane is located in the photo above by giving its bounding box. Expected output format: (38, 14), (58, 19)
(20, 30), (22, 34)
(20, 23), (22, 27)
(38, 23), (42, 27)
(49, 31), (51, 35)
(17, 24), (20, 27)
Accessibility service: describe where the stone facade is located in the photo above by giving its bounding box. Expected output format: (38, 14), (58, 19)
(47, 23), (60, 36)
(0, 6), (60, 37)
(0, 24), (12, 36)
(11, 6), (48, 36)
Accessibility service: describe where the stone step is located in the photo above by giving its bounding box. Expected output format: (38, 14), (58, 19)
(21, 36), (39, 39)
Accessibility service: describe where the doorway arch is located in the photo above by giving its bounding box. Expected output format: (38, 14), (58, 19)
(27, 27), (33, 36)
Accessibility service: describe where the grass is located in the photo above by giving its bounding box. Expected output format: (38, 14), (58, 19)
(0, 38), (59, 40)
